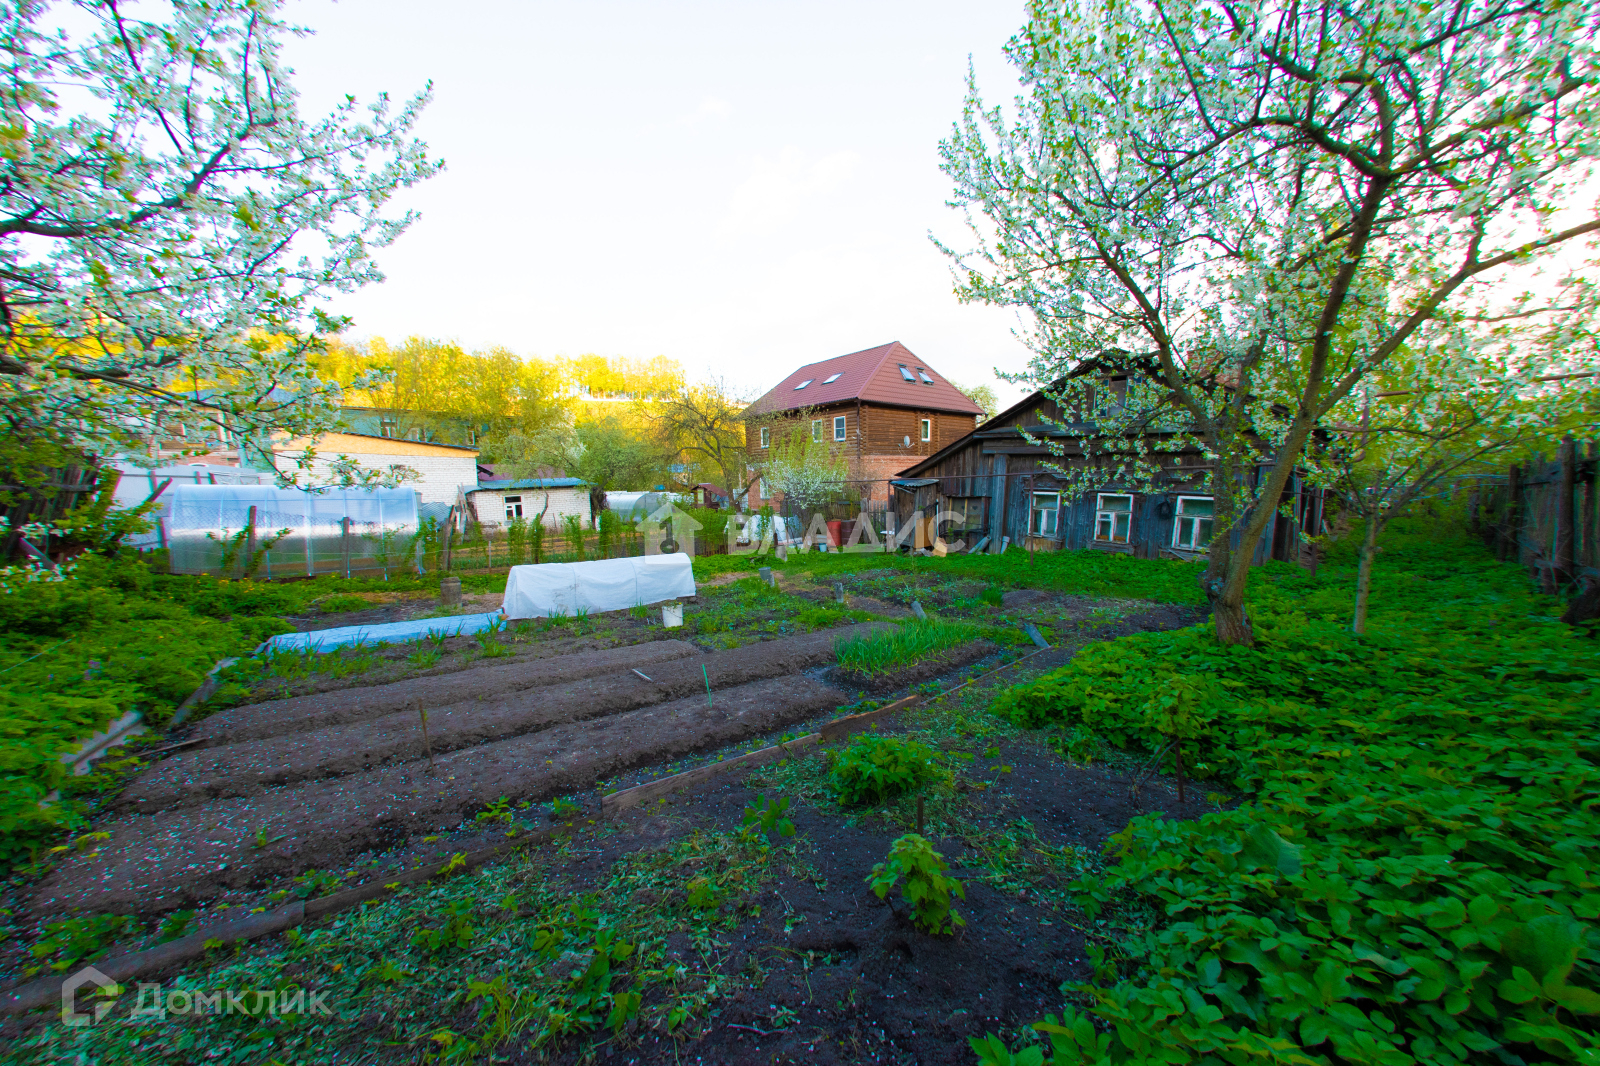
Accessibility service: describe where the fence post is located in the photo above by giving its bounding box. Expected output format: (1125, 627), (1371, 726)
(341, 516), (352, 579)
(1503, 464), (1520, 563)
(1557, 438), (1576, 585)
(239, 505), (257, 581)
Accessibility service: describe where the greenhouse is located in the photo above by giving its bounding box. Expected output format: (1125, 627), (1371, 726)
(165, 484), (420, 579)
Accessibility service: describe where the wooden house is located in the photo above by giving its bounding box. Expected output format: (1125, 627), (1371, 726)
(742, 341), (986, 506)
(893, 382), (1324, 565)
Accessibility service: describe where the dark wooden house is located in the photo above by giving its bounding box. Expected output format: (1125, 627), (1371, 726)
(893, 383), (1323, 565)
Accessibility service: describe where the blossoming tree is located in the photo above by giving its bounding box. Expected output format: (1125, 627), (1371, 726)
(0, 0), (441, 484)
(940, 0), (1600, 644)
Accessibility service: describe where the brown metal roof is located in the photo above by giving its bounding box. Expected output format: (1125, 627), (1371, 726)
(743, 341), (986, 418)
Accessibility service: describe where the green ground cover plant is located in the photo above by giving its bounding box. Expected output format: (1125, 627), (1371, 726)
(17, 828), (791, 1062)
(973, 528), (1600, 1066)
(834, 617), (982, 674)
(827, 733), (951, 807)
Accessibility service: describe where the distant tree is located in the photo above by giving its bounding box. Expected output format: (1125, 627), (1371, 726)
(0, 0), (439, 484)
(940, 0), (1600, 645)
(655, 380), (759, 508)
(955, 382), (1000, 421)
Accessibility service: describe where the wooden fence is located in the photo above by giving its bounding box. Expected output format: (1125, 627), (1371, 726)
(1471, 438), (1598, 595)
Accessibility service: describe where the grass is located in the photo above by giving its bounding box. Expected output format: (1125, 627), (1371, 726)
(834, 617), (983, 674)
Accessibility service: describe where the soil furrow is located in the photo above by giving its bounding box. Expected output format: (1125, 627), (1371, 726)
(119, 625), (881, 812)
(36, 674), (849, 914)
(191, 639), (705, 746)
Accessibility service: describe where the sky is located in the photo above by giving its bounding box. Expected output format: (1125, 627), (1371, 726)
(279, 0), (1037, 408)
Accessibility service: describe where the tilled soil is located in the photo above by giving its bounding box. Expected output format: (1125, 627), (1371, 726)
(34, 673), (853, 914)
(126, 626), (885, 811)
(526, 735), (1211, 1066)
(193, 639), (706, 746)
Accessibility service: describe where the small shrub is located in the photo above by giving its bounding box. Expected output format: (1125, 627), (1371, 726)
(867, 833), (965, 934)
(739, 794), (795, 845)
(411, 899), (475, 955)
(980, 585), (1004, 607)
(827, 734), (949, 807)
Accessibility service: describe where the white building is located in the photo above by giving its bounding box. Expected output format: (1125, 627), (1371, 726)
(463, 478), (592, 530)
(271, 431), (479, 505)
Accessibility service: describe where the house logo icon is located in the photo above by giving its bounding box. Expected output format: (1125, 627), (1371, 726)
(61, 965), (119, 1027)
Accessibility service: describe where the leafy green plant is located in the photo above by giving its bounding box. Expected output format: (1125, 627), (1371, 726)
(155, 910), (196, 943)
(684, 876), (719, 911)
(827, 734), (949, 807)
(867, 833), (965, 935)
(30, 913), (139, 972)
(980, 584), (1005, 607)
(317, 593), (371, 613)
(834, 617), (980, 674)
(412, 899), (476, 955)
(407, 643), (443, 669)
(739, 794), (796, 845)
(476, 796), (514, 826)
(562, 514), (586, 559)
(549, 797), (581, 820)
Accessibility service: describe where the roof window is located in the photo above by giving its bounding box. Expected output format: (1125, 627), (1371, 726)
(917, 369), (935, 384)
(794, 379), (813, 390)
(822, 373), (841, 384)
(898, 365), (915, 381)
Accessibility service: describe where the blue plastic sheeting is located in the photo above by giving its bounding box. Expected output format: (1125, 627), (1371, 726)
(265, 609), (506, 654)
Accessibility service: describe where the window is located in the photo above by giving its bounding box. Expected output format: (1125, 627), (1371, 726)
(380, 417), (398, 439)
(812, 419), (823, 442)
(919, 418), (931, 442)
(504, 495), (523, 521)
(898, 365), (915, 381)
(822, 373), (842, 383)
(1030, 492), (1061, 537)
(406, 426), (421, 441)
(917, 369), (935, 384)
(1095, 494), (1134, 543)
(760, 427), (771, 448)
(833, 415), (846, 441)
(794, 379), (813, 390)
(1172, 496), (1215, 548)
(465, 426), (477, 446)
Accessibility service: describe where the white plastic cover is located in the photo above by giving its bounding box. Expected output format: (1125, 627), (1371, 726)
(502, 553), (696, 619)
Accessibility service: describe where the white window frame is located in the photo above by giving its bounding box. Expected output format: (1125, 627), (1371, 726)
(1030, 491), (1061, 537)
(504, 495), (524, 521)
(919, 418), (931, 442)
(1172, 495), (1215, 549)
(812, 419), (823, 442)
(1095, 493), (1134, 544)
(794, 379), (813, 390)
(465, 426), (477, 446)
(833, 415), (846, 441)
(379, 416), (398, 439)
(759, 427), (770, 448)
(406, 426), (421, 442)
(759, 478), (771, 500)
(822, 373), (841, 383)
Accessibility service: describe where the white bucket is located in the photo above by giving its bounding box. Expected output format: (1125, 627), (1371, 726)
(661, 602), (684, 628)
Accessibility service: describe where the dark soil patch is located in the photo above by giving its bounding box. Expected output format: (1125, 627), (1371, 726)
(520, 740), (1210, 1066)
(831, 638), (999, 695)
(32, 674), (852, 915)
(128, 626), (884, 810)
(194, 639), (703, 747)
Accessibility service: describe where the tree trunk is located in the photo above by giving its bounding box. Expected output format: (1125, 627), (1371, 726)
(1352, 512), (1381, 635)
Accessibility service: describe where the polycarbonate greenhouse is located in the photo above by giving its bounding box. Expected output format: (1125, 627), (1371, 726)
(165, 484), (420, 579)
